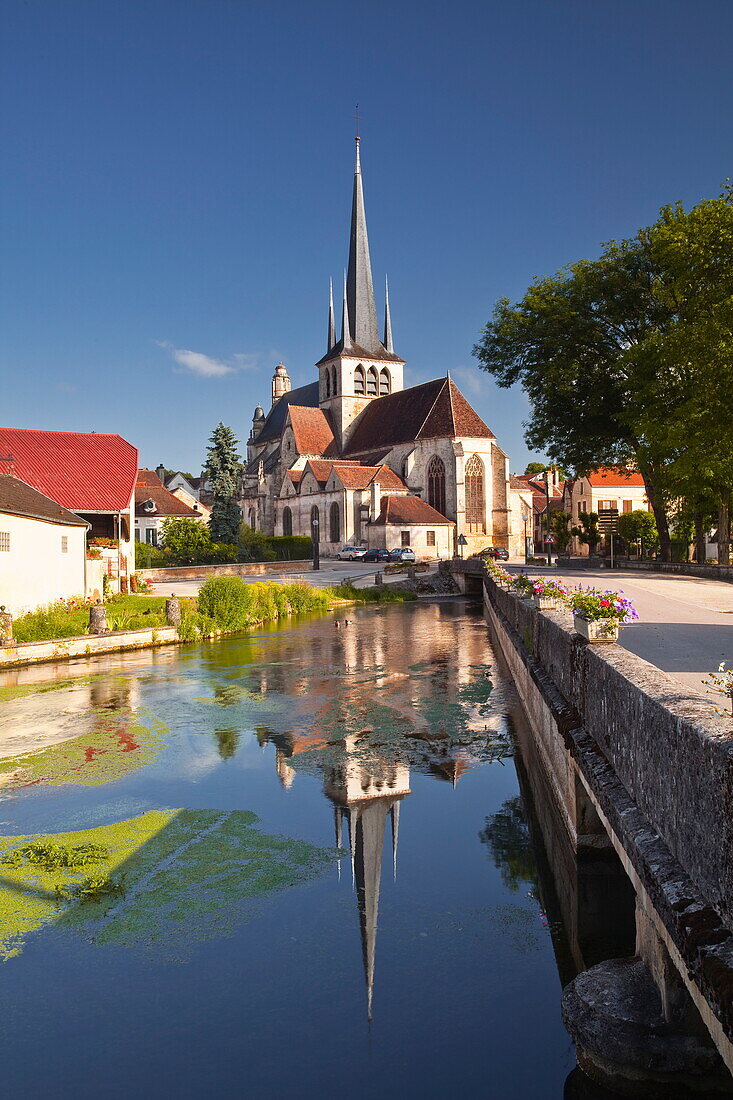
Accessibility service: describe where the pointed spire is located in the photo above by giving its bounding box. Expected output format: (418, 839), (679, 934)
(384, 275), (394, 354)
(340, 270), (353, 349)
(391, 800), (400, 882)
(327, 278), (336, 352)
(346, 136), (382, 354)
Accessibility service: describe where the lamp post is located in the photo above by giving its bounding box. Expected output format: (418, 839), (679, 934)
(522, 513), (530, 563)
(311, 516), (320, 571)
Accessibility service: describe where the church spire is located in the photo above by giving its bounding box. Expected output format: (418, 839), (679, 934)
(384, 275), (394, 354)
(327, 278), (336, 351)
(340, 270), (353, 350)
(346, 135), (382, 354)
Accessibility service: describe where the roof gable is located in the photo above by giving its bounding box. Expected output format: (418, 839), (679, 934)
(0, 428), (138, 512)
(373, 495), (454, 526)
(287, 406), (336, 457)
(0, 475), (89, 527)
(255, 382), (320, 444)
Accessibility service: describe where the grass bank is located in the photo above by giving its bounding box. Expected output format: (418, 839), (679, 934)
(9, 577), (412, 647)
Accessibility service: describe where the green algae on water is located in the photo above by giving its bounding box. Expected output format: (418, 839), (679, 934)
(0, 809), (338, 962)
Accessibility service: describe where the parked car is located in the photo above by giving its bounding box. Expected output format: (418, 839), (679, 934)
(478, 546), (509, 561)
(388, 547), (417, 563)
(336, 545), (368, 561)
(362, 548), (391, 563)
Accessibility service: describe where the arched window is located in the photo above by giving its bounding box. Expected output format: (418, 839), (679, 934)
(354, 364), (365, 395)
(248, 508), (256, 529)
(310, 505), (320, 540)
(379, 368), (391, 395)
(465, 455), (485, 534)
(427, 455), (446, 517)
(329, 502), (341, 543)
(325, 369), (331, 398)
(282, 507), (292, 537)
(366, 366), (378, 395)
(332, 365), (338, 396)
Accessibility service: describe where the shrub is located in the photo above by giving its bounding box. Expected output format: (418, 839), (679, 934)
(327, 582), (417, 604)
(238, 523), (277, 562)
(197, 577), (330, 632)
(267, 535), (313, 560)
(134, 540), (169, 568)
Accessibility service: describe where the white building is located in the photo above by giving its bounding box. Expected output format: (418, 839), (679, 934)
(0, 475), (89, 616)
(134, 469), (200, 546)
(564, 468), (650, 555)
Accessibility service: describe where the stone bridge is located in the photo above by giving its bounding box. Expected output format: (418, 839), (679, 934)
(482, 572), (733, 1096)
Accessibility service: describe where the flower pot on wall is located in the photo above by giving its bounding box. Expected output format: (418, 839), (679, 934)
(573, 615), (619, 643)
(534, 595), (562, 611)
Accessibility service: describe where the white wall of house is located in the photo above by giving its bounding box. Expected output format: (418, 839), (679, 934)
(0, 512), (87, 616)
(367, 521), (454, 560)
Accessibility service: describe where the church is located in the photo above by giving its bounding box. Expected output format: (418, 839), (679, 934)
(241, 136), (510, 559)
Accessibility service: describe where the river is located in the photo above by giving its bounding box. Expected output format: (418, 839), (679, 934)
(0, 600), (586, 1098)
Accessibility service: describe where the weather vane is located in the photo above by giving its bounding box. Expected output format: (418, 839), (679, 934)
(354, 103), (361, 142)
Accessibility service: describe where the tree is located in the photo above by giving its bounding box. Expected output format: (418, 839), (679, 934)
(524, 461), (570, 479)
(238, 522), (276, 562)
(571, 511), (601, 554)
(161, 517), (214, 564)
(550, 509), (571, 552)
(474, 193), (733, 562)
(617, 510), (658, 556)
(205, 423), (242, 544)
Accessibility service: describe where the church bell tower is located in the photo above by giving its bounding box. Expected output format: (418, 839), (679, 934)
(316, 136), (405, 448)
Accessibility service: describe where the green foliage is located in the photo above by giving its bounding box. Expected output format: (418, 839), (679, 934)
(134, 540), (169, 568)
(571, 510), (601, 553)
(267, 535), (313, 560)
(205, 423), (242, 543)
(550, 509), (571, 552)
(474, 193), (733, 561)
(1, 842), (110, 872)
(238, 522), (276, 561)
(524, 461), (570, 479)
(160, 518), (237, 565)
(11, 595), (175, 643)
(56, 874), (126, 905)
(617, 509), (658, 552)
(327, 582), (417, 604)
(197, 577), (330, 633)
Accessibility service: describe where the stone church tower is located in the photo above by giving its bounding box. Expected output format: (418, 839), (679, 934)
(316, 137), (405, 449)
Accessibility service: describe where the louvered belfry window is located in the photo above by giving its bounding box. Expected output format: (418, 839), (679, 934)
(427, 455), (446, 517)
(465, 454), (485, 534)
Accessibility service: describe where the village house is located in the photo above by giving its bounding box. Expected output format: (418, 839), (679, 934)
(0, 428), (138, 592)
(0, 475), (89, 616)
(509, 468), (565, 557)
(563, 467), (649, 556)
(240, 139), (511, 559)
(134, 468), (201, 547)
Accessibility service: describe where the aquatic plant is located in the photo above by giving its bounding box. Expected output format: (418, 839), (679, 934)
(1, 842), (110, 872)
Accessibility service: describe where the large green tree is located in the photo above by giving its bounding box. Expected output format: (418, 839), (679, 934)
(204, 423), (242, 545)
(473, 192), (733, 562)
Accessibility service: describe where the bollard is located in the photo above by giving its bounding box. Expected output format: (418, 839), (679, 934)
(0, 606), (13, 647)
(89, 602), (107, 635)
(166, 596), (181, 626)
(407, 566), (416, 581)
(375, 572), (383, 586)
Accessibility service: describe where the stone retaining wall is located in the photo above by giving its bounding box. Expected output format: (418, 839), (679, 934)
(0, 626), (179, 669)
(611, 559), (733, 583)
(138, 560), (312, 582)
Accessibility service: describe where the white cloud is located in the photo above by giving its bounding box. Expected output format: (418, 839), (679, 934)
(156, 341), (257, 379)
(452, 366), (484, 398)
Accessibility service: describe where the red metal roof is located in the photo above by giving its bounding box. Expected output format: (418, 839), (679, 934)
(0, 428), (138, 513)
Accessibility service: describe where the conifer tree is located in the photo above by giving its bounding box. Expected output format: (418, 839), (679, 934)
(204, 422), (242, 544)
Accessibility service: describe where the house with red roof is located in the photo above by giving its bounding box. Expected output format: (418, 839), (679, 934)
(564, 467), (650, 556)
(134, 469), (201, 548)
(0, 428), (138, 588)
(240, 140), (509, 558)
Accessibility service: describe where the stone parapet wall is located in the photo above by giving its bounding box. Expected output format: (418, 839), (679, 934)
(485, 577), (733, 930)
(138, 560), (312, 582)
(611, 559), (733, 583)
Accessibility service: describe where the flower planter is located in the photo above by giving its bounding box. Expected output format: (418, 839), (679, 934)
(534, 595), (562, 611)
(573, 614), (619, 643)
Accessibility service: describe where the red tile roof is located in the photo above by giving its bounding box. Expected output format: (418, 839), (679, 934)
(344, 377), (494, 456)
(300, 461), (408, 492)
(135, 471), (199, 518)
(584, 467), (646, 488)
(0, 475), (89, 527)
(373, 495), (453, 526)
(287, 406), (336, 457)
(0, 428), (138, 513)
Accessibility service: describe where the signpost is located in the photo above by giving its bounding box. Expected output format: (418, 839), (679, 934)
(457, 533), (468, 559)
(546, 531), (555, 567)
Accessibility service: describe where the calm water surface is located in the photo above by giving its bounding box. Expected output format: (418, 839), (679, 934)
(0, 601), (577, 1098)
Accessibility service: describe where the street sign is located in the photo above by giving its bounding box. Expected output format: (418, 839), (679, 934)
(457, 534), (468, 545)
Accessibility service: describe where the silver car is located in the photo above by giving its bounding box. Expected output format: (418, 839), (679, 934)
(336, 545), (368, 561)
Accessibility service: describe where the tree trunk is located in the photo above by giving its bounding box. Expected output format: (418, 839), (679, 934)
(694, 511), (706, 565)
(641, 473), (671, 561)
(718, 493), (731, 566)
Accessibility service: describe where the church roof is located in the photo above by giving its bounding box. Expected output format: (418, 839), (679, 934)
(344, 377), (494, 456)
(255, 382), (320, 444)
(287, 406), (336, 457)
(334, 464), (407, 490)
(372, 495), (454, 526)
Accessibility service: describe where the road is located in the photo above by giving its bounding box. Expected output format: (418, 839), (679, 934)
(524, 564), (733, 699)
(149, 561), (394, 597)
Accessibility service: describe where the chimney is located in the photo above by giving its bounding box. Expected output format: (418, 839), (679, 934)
(155, 464), (166, 485)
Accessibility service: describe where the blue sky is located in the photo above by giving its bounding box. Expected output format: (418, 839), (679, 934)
(2, 0), (732, 474)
